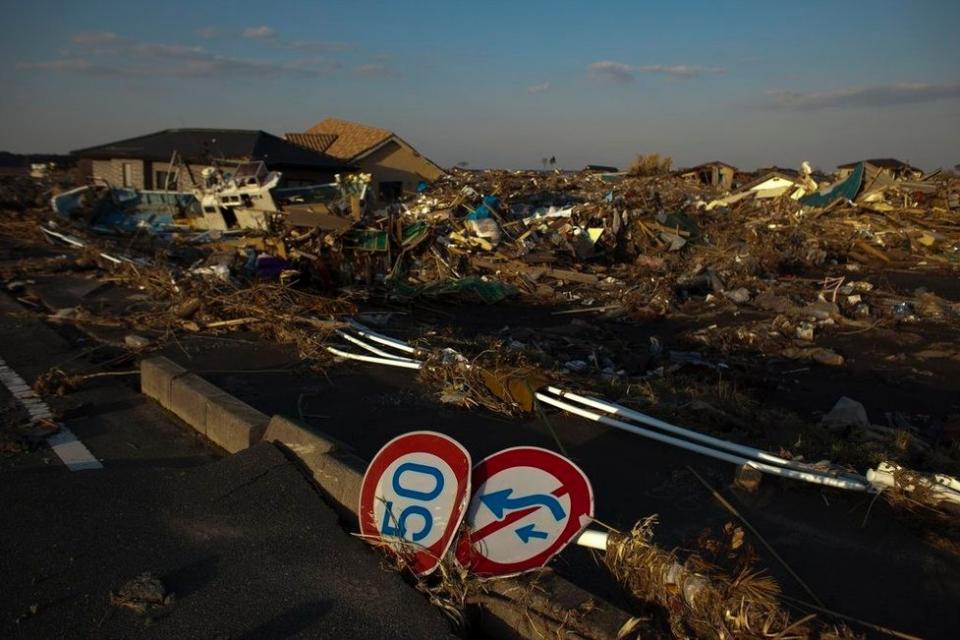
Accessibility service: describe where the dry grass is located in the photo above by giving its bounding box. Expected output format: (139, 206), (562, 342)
(605, 517), (859, 640)
(628, 153), (674, 177)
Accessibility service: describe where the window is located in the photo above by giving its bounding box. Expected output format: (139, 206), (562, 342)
(378, 181), (403, 202)
(156, 170), (175, 190)
(121, 162), (134, 187)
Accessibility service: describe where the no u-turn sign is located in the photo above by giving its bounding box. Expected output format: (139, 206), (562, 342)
(456, 446), (594, 577)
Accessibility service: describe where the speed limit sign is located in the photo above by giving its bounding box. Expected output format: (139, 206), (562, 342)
(358, 431), (471, 576)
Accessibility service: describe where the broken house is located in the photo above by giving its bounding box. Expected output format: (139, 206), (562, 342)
(73, 128), (353, 191)
(286, 118), (444, 202)
(679, 161), (738, 190)
(837, 158), (923, 181)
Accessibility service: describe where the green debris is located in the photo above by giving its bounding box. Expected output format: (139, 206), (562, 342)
(800, 162), (864, 208)
(392, 276), (516, 304)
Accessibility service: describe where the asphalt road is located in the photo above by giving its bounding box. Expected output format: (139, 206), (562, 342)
(0, 295), (459, 640)
(4, 261), (960, 638)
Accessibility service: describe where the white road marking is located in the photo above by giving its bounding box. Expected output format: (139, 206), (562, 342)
(0, 356), (102, 470)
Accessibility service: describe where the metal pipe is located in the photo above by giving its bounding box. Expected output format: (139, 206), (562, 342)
(348, 320), (418, 354)
(574, 528), (609, 550)
(336, 330), (419, 362)
(535, 392), (872, 492)
(326, 346), (422, 369)
(544, 386), (848, 479)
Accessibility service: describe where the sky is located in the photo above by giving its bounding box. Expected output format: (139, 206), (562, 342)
(2, 0), (959, 171)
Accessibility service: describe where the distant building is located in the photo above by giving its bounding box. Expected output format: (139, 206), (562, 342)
(679, 161), (738, 190)
(72, 128), (352, 191)
(836, 158), (923, 181)
(755, 165), (831, 185)
(286, 118), (444, 202)
(584, 164), (619, 173)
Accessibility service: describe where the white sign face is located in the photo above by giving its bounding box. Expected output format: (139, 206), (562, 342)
(372, 452), (460, 552)
(358, 431), (472, 576)
(467, 465), (574, 563)
(456, 447), (593, 577)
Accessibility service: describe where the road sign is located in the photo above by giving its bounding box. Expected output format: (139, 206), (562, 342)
(358, 431), (471, 576)
(455, 446), (593, 577)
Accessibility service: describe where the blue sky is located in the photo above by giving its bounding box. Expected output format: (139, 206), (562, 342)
(2, 0), (959, 171)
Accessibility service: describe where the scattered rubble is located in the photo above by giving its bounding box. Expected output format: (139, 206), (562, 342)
(109, 573), (174, 615)
(3, 158), (960, 639)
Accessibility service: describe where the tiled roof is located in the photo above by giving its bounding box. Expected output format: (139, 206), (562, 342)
(304, 118), (394, 161)
(284, 132), (339, 154)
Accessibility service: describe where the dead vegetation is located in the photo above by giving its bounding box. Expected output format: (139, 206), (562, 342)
(605, 517), (859, 640)
(628, 153), (674, 177)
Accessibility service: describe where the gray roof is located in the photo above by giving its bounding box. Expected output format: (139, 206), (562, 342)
(72, 128), (352, 169)
(837, 158), (920, 172)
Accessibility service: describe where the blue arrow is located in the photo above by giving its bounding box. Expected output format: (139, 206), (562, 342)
(515, 523), (549, 543)
(479, 488), (566, 521)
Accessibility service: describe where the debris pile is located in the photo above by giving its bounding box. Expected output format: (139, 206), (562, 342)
(109, 573), (174, 615)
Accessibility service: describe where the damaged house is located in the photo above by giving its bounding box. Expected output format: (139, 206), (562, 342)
(837, 158), (923, 181)
(286, 118), (444, 202)
(679, 161), (738, 190)
(73, 128), (353, 191)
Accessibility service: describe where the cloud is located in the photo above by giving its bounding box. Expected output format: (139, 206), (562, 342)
(635, 64), (720, 78)
(527, 81), (551, 94)
(284, 57), (342, 73)
(587, 60), (635, 83)
(71, 31), (126, 47)
(17, 59), (103, 73)
(353, 63), (396, 78)
(242, 25), (275, 39)
(280, 40), (353, 52)
(132, 43), (206, 58)
(764, 83), (960, 110)
(238, 28), (353, 53)
(194, 26), (219, 39)
(19, 45), (323, 79)
(20, 31), (352, 80)
(587, 60), (723, 83)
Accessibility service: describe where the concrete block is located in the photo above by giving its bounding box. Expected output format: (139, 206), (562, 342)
(476, 568), (641, 640)
(733, 463), (762, 493)
(140, 356), (187, 409)
(263, 415), (342, 456)
(310, 450), (365, 519)
(204, 393), (269, 454)
(168, 373), (226, 435)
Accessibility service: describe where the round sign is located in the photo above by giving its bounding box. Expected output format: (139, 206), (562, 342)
(359, 431), (471, 576)
(456, 446), (593, 577)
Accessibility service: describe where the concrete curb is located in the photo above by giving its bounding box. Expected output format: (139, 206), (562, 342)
(141, 356), (268, 453)
(140, 357), (637, 640)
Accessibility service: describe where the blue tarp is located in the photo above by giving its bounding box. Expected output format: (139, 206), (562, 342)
(800, 163), (864, 208)
(466, 195), (500, 220)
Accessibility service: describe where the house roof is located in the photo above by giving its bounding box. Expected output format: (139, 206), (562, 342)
(755, 165), (800, 178)
(737, 171), (800, 192)
(283, 133), (339, 154)
(72, 128), (351, 169)
(837, 158), (921, 172)
(681, 161), (739, 172)
(302, 118), (395, 161)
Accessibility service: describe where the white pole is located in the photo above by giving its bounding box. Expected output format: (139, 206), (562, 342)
(544, 386), (842, 477)
(326, 346), (422, 369)
(866, 464), (960, 508)
(348, 321), (418, 354)
(336, 330), (420, 362)
(534, 392), (872, 492)
(574, 528), (609, 550)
